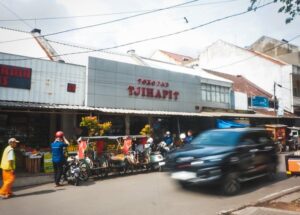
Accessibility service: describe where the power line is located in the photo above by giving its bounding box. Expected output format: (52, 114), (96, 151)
(0, 0), (241, 22)
(48, 1), (275, 58)
(0, 1), (274, 62)
(212, 34), (300, 70)
(0, 0), (33, 30)
(0, 0), (202, 44)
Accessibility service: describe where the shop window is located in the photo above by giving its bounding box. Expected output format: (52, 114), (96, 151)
(216, 91), (220, 102)
(201, 90), (206, 101)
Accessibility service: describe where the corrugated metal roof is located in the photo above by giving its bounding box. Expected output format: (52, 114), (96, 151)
(1, 101), (293, 118)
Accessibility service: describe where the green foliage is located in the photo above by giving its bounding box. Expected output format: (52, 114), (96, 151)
(250, 0), (300, 23)
(80, 116), (112, 136)
(140, 124), (152, 136)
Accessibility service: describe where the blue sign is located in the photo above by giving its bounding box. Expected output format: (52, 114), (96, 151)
(252, 96), (269, 108)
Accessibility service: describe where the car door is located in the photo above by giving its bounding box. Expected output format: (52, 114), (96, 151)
(254, 131), (276, 167)
(237, 132), (258, 176)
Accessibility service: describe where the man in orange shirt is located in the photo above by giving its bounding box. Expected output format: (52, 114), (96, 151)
(0, 138), (19, 199)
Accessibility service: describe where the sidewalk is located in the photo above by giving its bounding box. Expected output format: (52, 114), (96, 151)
(219, 186), (300, 215)
(0, 172), (53, 188)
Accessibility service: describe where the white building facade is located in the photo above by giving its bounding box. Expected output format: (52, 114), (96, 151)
(197, 40), (300, 114)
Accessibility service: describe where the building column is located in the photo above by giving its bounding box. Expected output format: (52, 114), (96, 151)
(49, 114), (57, 142)
(61, 113), (77, 139)
(125, 115), (130, 135)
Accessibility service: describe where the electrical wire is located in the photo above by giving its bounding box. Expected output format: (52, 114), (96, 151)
(0, 1), (274, 62)
(0, 0), (241, 22)
(0, 0), (33, 30)
(0, 0), (202, 44)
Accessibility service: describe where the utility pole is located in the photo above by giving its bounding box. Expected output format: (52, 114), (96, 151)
(273, 81), (282, 118)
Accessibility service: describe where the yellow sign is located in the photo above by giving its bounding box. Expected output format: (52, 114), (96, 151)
(43, 152), (54, 173)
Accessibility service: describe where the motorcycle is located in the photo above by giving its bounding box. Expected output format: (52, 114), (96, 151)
(61, 156), (81, 186)
(157, 141), (173, 157)
(147, 138), (165, 171)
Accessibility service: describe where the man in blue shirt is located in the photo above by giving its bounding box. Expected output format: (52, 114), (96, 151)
(163, 131), (173, 147)
(51, 131), (69, 187)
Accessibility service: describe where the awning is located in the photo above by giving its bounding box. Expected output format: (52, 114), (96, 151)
(216, 119), (249, 129)
(0, 100), (298, 118)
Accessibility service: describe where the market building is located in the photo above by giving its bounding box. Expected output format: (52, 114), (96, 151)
(1, 27), (298, 175)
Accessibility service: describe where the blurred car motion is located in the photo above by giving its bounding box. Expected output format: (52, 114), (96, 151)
(165, 128), (278, 195)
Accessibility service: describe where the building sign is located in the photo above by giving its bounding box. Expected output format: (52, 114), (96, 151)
(128, 78), (180, 100)
(0, 64), (32, 89)
(251, 96), (269, 108)
(67, 83), (76, 93)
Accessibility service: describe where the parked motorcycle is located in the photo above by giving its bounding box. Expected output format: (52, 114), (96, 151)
(157, 141), (173, 157)
(147, 138), (165, 171)
(61, 156), (81, 186)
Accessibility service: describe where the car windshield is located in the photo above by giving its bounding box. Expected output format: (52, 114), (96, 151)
(191, 130), (242, 146)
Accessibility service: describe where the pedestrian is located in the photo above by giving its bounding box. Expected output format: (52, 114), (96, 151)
(51, 131), (69, 187)
(0, 138), (19, 199)
(185, 130), (194, 144)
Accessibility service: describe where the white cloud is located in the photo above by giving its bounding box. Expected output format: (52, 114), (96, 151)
(0, 0), (299, 58)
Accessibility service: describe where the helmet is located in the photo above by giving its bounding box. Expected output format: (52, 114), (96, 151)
(55, 131), (64, 138)
(147, 137), (154, 144)
(180, 133), (186, 140)
(166, 131), (171, 135)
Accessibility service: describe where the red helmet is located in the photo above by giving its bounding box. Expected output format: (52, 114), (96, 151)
(55, 131), (64, 138)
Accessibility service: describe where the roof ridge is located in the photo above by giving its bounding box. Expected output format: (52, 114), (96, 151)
(204, 69), (272, 98)
(0, 26), (31, 34)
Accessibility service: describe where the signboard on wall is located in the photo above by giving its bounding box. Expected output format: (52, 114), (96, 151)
(252, 96), (269, 108)
(0, 64), (32, 89)
(128, 78), (180, 100)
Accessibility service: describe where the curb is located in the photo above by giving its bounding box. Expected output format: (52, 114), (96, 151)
(218, 186), (300, 215)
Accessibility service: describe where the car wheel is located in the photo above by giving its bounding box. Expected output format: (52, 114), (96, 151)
(222, 172), (240, 196)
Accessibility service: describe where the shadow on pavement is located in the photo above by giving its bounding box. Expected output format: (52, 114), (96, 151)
(177, 171), (289, 197)
(13, 189), (65, 198)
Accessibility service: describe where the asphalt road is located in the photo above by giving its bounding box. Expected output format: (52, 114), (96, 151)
(1, 153), (299, 215)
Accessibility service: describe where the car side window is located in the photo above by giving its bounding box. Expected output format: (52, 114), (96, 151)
(256, 132), (272, 145)
(239, 133), (256, 146)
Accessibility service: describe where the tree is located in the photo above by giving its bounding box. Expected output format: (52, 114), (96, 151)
(250, 0), (300, 23)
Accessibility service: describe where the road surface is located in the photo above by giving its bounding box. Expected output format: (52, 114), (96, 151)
(1, 153), (299, 215)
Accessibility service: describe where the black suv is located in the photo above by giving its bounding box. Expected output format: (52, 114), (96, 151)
(165, 128), (278, 195)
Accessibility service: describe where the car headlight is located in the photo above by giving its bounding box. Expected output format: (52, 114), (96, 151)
(202, 155), (223, 162)
(190, 155), (224, 166)
(176, 156), (194, 163)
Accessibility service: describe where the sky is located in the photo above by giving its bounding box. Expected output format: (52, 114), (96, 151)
(0, 0), (299, 58)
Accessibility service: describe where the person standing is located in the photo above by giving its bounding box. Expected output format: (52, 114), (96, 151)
(51, 131), (69, 187)
(0, 138), (19, 199)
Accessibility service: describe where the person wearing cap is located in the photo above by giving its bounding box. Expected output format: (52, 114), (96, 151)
(163, 131), (173, 147)
(51, 131), (69, 187)
(0, 138), (19, 199)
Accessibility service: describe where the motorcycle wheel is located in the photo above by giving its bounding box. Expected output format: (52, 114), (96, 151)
(79, 161), (90, 181)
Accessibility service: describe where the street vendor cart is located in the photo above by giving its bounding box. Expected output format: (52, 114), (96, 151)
(265, 124), (287, 152)
(78, 135), (147, 177)
(286, 151), (300, 177)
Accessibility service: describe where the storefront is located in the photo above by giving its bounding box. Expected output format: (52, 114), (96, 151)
(0, 52), (86, 173)
(86, 56), (233, 135)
